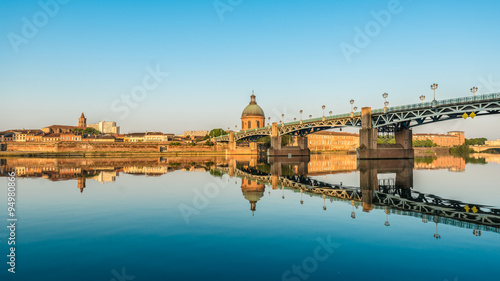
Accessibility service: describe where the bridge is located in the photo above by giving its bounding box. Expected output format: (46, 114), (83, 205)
(212, 161), (500, 234)
(214, 93), (500, 159)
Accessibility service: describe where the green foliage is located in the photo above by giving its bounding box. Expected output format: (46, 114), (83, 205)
(413, 139), (437, 147)
(415, 157), (436, 165)
(257, 136), (271, 148)
(205, 141), (214, 146)
(450, 144), (473, 157)
(189, 142), (196, 146)
(281, 135), (292, 146)
(465, 157), (486, 165)
(170, 142), (181, 146)
(465, 138), (487, 146)
(74, 128), (100, 135)
(377, 135), (395, 144)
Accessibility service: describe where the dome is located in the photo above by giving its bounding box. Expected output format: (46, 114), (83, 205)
(241, 93), (265, 118)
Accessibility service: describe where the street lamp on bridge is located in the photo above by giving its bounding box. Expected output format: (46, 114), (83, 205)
(309, 114), (312, 119)
(431, 83), (438, 107)
(350, 99), (355, 118)
(299, 110), (303, 124)
(471, 86), (478, 97)
(282, 113), (285, 126)
(382, 93), (389, 113)
(419, 95), (426, 106)
(322, 105), (326, 121)
(329, 110), (332, 117)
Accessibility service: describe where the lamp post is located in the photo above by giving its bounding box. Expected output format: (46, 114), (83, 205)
(309, 114), (312, 119)
(431, 83), (438, 107)
(281, 114), (285, 126)
(322, 105), (326, 121)
(419, 95), (426, 106)
(329, 110), (332, 116)
(268, 117), (271, 127)
(350, 99), (355, 118)
(471, 86), (478, 97)
(382, 93), (388, 113)
(299, 110), (303, 124)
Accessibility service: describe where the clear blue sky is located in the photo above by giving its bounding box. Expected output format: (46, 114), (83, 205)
(1, 0), (500, 138)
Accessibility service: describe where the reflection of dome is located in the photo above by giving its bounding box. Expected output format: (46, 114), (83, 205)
(241, 179), (265, 215)
(241, 93), (265, 118)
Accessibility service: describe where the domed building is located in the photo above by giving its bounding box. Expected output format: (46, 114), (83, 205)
(241, 91), (265, 130)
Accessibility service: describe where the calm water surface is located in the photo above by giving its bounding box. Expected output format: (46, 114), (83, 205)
(1, 154), (499, 281)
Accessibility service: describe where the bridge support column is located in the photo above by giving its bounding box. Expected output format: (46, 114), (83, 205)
(268, 123), (310, 157)
(357, 107), (414, 159)
(228, 132), (236, 151)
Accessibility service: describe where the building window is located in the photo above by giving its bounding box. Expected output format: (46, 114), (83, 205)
(256, 121), (260, 128)
(248, 121), (251, 129)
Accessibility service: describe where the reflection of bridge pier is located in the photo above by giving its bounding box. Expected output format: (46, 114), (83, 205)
(357, 107), (414, 159)
(359, 159), (414, 212)
(269, 123), (310, 157)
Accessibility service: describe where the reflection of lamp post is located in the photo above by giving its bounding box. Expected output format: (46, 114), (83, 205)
(471, 86), (478, 97)
(322, 105), (326, 121)
(384, 207), (390, 226)
(434, 215), (441, 239)
(431, 83), (438, 107)
(422, 214), (428, 223)
(473, 228), (481, 237)
(351, 200), (356, 219)
(282, 185), (285, 199)
(419, 95), (426, 106)
(300, 189), (304, 205)
(350, 99), (355, 118)
(323, 194), (327, 211)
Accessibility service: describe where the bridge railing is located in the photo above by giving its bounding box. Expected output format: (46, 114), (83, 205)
(372, 92), (500, 114)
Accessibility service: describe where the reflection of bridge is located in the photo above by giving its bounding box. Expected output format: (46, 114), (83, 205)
(212, 160), (500, 234)
(215, 93), (500, 159)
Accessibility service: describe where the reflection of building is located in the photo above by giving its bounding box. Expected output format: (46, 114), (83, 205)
(87, 121), (120, 134)
(413, 131), (465, 147)
(415, 156), (465, 172)
(241, 91), (265, 130)
(241, 179), (265, 215)
(308, 154), (357, 174)
(307, 131), (359, 151)
(77, 178), (86, 193)
(91, 171), (117, 183)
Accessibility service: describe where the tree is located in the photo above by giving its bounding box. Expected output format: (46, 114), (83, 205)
(413, 139), (437, 147)
(465, 138), (487, 146)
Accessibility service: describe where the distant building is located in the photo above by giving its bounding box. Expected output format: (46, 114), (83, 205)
(61, 133), (82, 141)
(124, 133), (145, 142)
(0, 131), (14, 142)
(306, 131), (360, 151)
(413, 131), (465, 147)
(87, 121), (120, 134)
(183, 130), (209, 137)
(42, 125), (77, 134)
(485, 139), (500, 146)
(82, 135), (116, 142)
(42, 133), (61, 142)
(12, 130), (44, 142)
(144, 132), (172, 142)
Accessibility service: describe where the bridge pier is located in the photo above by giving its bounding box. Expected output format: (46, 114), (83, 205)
(268, 123), (310, 157)
(357, 107), (414, 159)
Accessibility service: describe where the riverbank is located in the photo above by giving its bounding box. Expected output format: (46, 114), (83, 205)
(414, 147), (451, 156)
(0, 151), (227, 158)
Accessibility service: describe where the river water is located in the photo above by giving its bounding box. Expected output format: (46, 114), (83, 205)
(1, 154), (499, 281)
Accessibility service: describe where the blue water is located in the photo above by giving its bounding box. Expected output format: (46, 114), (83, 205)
(1, 156), (499, 281)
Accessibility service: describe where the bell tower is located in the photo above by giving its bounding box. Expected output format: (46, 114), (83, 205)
(78, 113), (87, 128)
